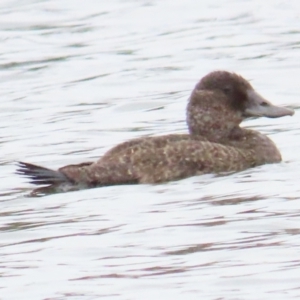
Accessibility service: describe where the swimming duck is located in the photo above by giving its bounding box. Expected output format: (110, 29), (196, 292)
(17, 71), (294, 195)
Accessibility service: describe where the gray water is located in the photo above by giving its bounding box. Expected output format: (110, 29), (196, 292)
(1, 1), (300, 299)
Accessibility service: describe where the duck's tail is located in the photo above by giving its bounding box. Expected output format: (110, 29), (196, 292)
(16, 161), (71, 185)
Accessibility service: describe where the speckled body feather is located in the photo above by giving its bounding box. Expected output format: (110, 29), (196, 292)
(16, 71), (294, 195)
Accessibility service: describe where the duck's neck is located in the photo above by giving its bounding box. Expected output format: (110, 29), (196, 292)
(187, 113), (239, 143)
(186, 91), (243, 143)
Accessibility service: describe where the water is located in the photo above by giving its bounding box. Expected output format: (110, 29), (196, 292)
(1, 0), (300, 299)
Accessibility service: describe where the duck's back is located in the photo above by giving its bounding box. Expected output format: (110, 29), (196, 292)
(100, 134), (206, 160)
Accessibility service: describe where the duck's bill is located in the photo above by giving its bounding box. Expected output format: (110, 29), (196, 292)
(244, 90), (294, 118)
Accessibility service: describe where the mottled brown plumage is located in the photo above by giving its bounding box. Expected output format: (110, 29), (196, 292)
(16, 71), (294, 195)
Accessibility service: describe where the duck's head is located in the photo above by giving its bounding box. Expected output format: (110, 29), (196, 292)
(187, 71), (294, 141)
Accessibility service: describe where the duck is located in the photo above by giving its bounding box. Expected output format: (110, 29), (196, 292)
(16, 71), (294, 195)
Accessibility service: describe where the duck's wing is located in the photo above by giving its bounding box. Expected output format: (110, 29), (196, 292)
(129, 140), (255, 183)
(59, 140), (255, 186)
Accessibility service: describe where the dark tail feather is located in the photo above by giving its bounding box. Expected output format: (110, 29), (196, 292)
(16, 161), (71, 186)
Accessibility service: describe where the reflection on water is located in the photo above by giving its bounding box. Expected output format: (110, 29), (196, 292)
(1, 0), (300, 299)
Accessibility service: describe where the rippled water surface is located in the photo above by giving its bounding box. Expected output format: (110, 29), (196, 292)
(1, 1), (300, 299)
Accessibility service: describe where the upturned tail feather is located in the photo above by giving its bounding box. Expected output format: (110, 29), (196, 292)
(16, 161), (71, 185)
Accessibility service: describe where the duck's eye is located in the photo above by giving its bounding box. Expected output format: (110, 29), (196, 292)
(261, 101), (269, 106)
(223, 87), (231, 94)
